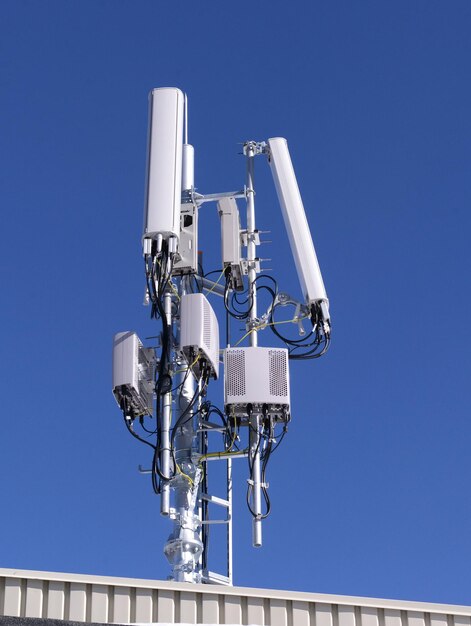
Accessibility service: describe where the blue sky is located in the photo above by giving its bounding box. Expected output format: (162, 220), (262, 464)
(1, 0), (471, 606)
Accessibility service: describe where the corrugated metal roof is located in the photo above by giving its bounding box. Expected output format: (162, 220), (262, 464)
(1, 568), (471, 626)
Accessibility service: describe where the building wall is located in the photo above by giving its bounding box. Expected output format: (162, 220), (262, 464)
(1, 568), (471, 626)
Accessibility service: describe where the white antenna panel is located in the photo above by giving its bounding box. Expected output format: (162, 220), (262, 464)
(267, 137), (329, 314)
(224, 347), (290, 418)
(143, 87), (184, 243)
(179, 293), (220, 379)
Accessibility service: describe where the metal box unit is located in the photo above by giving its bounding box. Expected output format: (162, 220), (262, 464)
(112, 332), (155, 417)
(224, 347), (290, 419)
(174, 143), (198, 274)
(179, 293), (219, 379)
(173, 201), (198, 274)
(143, 87), (184, 243)
(218, 196), (243, 291)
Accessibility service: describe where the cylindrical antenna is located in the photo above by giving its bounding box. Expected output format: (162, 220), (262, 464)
(182, 144), (194, 191)
(182, 93), (194, 192)
(184, 92), (189, 145)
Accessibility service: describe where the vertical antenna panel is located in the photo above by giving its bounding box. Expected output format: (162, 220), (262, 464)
(267, 137), (328, 308)
(143, 87), (184, 242)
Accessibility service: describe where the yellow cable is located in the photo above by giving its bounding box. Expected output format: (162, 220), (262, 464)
(204, 269), (226, 296)
(233, 328), (256, 347)
(171, 355), (201, 486)
(155, 258), (180, 301)
(199, 449), (248, 464)
(168, 278), (181, 301)
(199, 410), (240, 465)
(175, 463), (194, 487)
(269, 314), (309, 327)
(175, 353), (200, 375)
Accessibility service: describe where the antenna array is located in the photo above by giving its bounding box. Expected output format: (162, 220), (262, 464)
(112, 87), (331, 584)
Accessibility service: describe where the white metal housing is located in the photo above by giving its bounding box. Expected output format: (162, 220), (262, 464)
(267, 137), (329, 316)
(173, 200), (198, 274)
(218, 196), (243, 291)
(174, 143), (198, 274)
(3, 567), (471, 626)
(112, 332), (154, 417)
(179, 293), (219, 379)
(224, 347), (290, 417)
(143, 87), (184, 243)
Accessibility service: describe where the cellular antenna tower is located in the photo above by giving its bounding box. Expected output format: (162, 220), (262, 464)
(112, 87), (331, 585)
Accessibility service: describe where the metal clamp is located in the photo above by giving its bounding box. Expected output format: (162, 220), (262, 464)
(243, 141), (267, 156)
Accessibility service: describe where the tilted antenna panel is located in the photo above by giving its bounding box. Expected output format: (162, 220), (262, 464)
(267, 137), (328, 306)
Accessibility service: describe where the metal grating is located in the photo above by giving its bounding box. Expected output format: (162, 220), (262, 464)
(268, 350), (288, 397)
(225, 350), (246, 397)
(203, 297), (211, 352)
(2, 568), (471, 626)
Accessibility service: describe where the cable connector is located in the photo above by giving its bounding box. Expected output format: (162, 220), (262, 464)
(310, 300), (331, 333)
(143, 237), (153, 256)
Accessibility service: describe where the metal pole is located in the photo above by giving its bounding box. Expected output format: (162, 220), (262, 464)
(250, 414), (262, 547)
(163, 278), (203, 583)
(246, 142), (258, 348)
(160, 290), (172, 516)
(245, 142), (262, 547)
(227, 458), (233, 583)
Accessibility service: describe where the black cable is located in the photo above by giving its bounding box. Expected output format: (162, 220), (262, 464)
(204, 403), (235, 451)
(246, 413), (270, 519)
(203, 268), (224, 279)
(268, 300), (331, 359)
(253, 274), (278, 291)
(190, 273), (203, 293)
(122, 406), (157, 453)
(142, 245), (178, 486)
(224, 270), (253, 320)
(201, 424), (209, 572)
(289, 334), (330, 360)
(224, 271), (278, 324)
(268, 423), (288, 455)
(139, 415), (157, 435)
(260, 418), (274, 518)
(171, 380), (205, 440)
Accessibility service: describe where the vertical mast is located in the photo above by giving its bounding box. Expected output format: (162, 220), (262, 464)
(245, 141), (262, 548)
(162, 107), (204, 582)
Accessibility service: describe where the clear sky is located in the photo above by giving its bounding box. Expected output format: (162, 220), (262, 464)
(1, 0), (471, 607)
